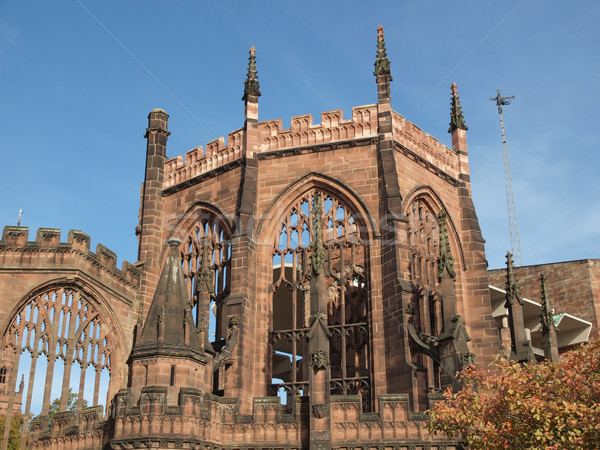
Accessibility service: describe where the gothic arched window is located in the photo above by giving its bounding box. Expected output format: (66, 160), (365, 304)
(406, 198), (443, 404)
(269, 188), (371, 411)
(179, 212), (231, 343)
(0, 285), (112, 421)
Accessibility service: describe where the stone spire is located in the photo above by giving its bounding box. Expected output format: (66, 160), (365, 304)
(540, 274), (559, 362)
(242, 46), (261, 101)
(134, 237), (202, 358)
(373, 25), (393, 79)
(448, 83), (468, 133)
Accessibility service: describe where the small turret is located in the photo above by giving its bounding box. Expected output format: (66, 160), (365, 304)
(135, 237), (200, 351)
(129, 238), (209, 400)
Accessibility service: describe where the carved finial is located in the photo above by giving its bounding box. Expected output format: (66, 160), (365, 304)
(311, 193), (325, 277)
(540, 274), (554, 331)
(242, 45), (261, 101)
(373, 25), (393, 79)
(437, 210), (456, 280)
(448, 82), (468, 133)
(505, 251), (522, 306)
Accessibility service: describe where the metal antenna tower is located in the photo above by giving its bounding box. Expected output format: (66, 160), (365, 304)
(490, 89), (522, 266)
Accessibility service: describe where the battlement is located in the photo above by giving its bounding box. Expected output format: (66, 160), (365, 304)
(162, 105), (378, 189)
(164, 128), (244, 187)
(392, 110), (459, 178)
(258, 104), (377, 151)
(0, 226), (141, 289)
(162, 104), (461, 189)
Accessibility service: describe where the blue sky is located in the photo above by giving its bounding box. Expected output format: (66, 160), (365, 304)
(1, 0), (599, 270)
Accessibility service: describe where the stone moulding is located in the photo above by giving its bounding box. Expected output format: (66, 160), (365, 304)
(393, 142), (460, 187)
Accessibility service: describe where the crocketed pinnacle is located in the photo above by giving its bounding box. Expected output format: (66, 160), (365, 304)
(373, 25), (393, 80)
(504, 251), (522, 307)
(437, 210), (456, 280)
(448, 82), (468, 133)
(242, 46), (261, 101)
(540, 274), (554, 332)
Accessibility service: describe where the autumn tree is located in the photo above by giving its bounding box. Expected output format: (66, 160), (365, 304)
(428, 339), (600, 449)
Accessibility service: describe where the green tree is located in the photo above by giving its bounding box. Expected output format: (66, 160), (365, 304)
(47, 388), (88, 421)
(0, 413), (24, 450)
(428, 339), (600, 449)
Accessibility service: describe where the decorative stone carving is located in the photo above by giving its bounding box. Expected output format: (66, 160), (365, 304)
(437, 210), (456, 280)
(311, 192), (325, 277)
(195, 237), (214, 295)
(310, 350), (329, 370)
(312, 404), (329, 418)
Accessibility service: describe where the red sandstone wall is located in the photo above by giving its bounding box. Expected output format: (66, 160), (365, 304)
(488, 260), (600, 341)
(0, 227), (141, 403)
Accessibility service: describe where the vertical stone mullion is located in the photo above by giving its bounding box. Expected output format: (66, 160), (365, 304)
(93, 366), (101, 407)
(60, 302), (79, 412)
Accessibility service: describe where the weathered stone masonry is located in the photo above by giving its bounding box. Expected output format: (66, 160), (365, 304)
(0, 27), (505, 449)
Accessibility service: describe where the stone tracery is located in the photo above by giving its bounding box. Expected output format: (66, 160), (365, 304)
(0, 284), (112, 426)
(269, 188), (372, 410)
(179, 212), (231, 342)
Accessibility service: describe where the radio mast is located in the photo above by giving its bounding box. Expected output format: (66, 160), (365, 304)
(490, 89), (523, 266)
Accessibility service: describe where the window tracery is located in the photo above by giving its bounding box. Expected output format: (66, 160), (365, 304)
(407, 198), (443, 402)
(179, 214), (231, 343)
(269, 189), (371, 411)
(0, 286), (112, 420)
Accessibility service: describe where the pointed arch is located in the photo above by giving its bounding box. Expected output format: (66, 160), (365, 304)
(257, 173), (377, 412)
(0, 277), (125, 421)
(401, 186), (467, 406)
(257, 172), (377, 243)
(167, 202), (234, 344)
(402, 185), (465, 273)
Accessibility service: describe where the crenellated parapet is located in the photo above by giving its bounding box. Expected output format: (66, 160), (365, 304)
(330, 394), (457, 447)
(161, 104), (463, 192)
(162, 105), (379, 190)
(0, 226), (141, 294)
(29, 407), (106, 450)
(164, 128), (244, 188)
(32, 390), (455, 449)
(259, 105), (378, 151)
(392, 110), (460, 179)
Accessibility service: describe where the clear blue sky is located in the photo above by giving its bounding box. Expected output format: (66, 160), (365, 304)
(1, 0), (599, 270)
